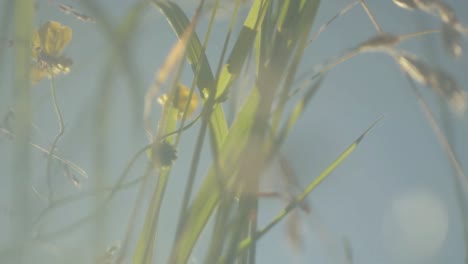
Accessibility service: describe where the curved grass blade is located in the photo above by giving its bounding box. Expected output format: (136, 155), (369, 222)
(154, 0), (228, 147)
(154, 1), (215, 92)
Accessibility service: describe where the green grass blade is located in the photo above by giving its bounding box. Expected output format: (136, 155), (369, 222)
(154, 1), (214, 92)
(272, 0), (321, 132)
(154, 1), (228, 147)
(235, 117), (382, 256)
(216, 0), (269, 98)
(170, 88), (261, 264)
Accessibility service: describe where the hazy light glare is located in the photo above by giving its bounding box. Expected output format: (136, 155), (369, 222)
(382, 189), (449, 263)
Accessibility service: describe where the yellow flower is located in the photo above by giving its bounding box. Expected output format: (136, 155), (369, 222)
(31, 21), (73, 84)
(158, 83), (199, 119)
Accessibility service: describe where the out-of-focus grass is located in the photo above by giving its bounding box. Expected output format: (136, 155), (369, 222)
(10, 1), (34, 262)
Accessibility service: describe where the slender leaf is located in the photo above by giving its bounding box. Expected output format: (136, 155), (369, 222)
(235, 117), (382, 256)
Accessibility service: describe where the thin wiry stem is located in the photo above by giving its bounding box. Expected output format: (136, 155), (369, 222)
(173, 0), (219, 245)
(358, 0), (382, 32)
(308, 0), (359, 45)
(399, 29), (441, 40)
(116, 164), (154, 264)
(34, 144), (151, 240)
(295, 28), (439, 98)
(210, 0), (245, 192)
(160, 111), (203, 140)
(46, 76), (65, 202)
(360, 0), (468, 223)
(0, 127), (87, 178)
(405, 76), (468, 194)
(440, 100), (468, 264)
(205, 1), (246, 261)
(34, 174), (143, 229)
(358, 0), (468, 195)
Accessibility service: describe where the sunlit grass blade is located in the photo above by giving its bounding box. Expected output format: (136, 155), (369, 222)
(235, 117), (383, 257)
(216, 0), (269, 98)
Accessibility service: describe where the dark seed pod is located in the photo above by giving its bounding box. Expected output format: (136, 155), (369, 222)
(397, 0), (463, 31)
(397, 53), (466, 113)
(397, 55), (430, 85)
(152, 140), (177, 168)
(426, 69), (466, 113)
(414, 0), (460, 26)
(286, 210), (304, 252)
(427, 69), (457, 95)
(429, 0), (457, 25)
(448, 89), (467, 114)
(358, 33), (401, 53)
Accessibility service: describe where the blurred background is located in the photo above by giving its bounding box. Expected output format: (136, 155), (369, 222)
(1, 0), (468, 263)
